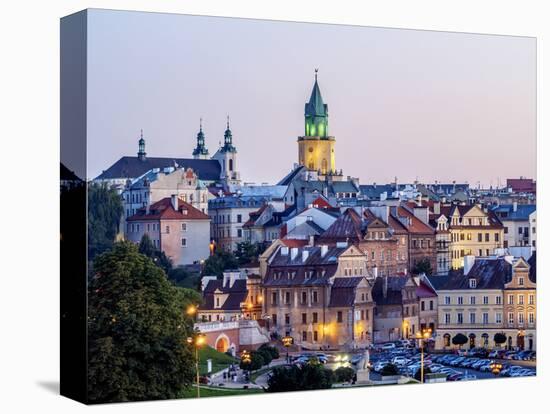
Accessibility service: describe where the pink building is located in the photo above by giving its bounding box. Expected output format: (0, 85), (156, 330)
(126, 195), (211, 265)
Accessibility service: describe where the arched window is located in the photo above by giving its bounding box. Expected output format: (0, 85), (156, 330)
(229, 159), (234, 171)
(469, 333), (476, 349)
(321, 159), (328, 175)
(443, 333), (451, 347)
(482, 333), (489, 347)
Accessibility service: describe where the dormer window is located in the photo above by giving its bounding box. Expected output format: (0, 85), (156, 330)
(469, 279), (477, 289)
(519, 277), (524, 286)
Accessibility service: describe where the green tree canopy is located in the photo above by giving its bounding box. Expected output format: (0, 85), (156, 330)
(138, 234), (173, 274)
(258, 344), (280, 360)
(412, 258), (433, 276)
(235, 241), (266, 265)
(239, 351), (265, 371)
(494, 332), (507, 345)
(452, 333), (468, 348)
(267, 363), (334, 392)
(88, 241), (197, 403)
(88, 183), (123, 259)
(380, 363), (399, 376)
(201, 248), (239, 277)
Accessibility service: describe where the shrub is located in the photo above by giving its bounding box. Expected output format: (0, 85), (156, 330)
(334, 366), (355, 383)
(380, 363), (399, 376)
(494, 333), (507, 346)
(452, 333), (468, 348)
(258, 344), (280, 359)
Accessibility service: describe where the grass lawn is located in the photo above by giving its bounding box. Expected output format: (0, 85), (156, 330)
(198, 346), (238, 376)
(250, 367), (272, 383)
(180, 386), (264, 398)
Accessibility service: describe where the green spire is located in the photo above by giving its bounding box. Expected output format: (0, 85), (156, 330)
(304, 69), (328, 137)
(192, 118), (209, 157)
(221, 115), (237, 153)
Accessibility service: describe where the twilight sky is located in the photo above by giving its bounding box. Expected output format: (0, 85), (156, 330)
(87, 9), (536, 187)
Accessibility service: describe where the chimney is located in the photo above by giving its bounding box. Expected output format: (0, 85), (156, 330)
(320, 245), (328, 258)
(290, 247), (299, 260)
(281, 246), (289, 256)
(413, 206), (429, 225)
(145, 196), (151, 215)
(416, 194), (422, 206)
(171, 194), (178, 211)
(513, 201), (518, 212)
(463, 255), (476, 276)
(373, 266), (378, 279)
(302, 250), (309, 263)
(308, 235), (315, 246)
(433, 201), (440, 215)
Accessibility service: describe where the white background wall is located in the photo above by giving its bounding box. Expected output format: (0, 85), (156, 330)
(0, 1), (548, 414)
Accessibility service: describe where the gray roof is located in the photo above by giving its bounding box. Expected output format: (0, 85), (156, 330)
(428, 258), (512, 290)
(95, 156), (221, 182)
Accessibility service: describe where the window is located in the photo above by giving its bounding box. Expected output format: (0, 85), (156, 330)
(312, 291), (318, 303)
(457, 313), (463, 324)
(496, 296), (502, 305)
(302, 313), (307, 324)
(312, 312), (318, 323)
(444, 296), (451, 305)
(181, 238), (187, 247)
(504, 227), (508, 234)
(528, 312), (535, 325)
(478, 233), (483, 242)
(519, 277), (524, 286)
(483, 296), (489, 305)
(443, 334), (451, 347)
(485, 233), (490, 242)
(518, 313), (524, 325)
(508, 295), (514, 305)
(285, 292), (291, 304)
(529, 294), (535, 305)
(495, 313), (502, 324)
(470, 296), (476, 305)
(272, 314), (277, 325)
(429, 300), (434, 311)
(482, 313), (489, 325)
(337, 311), (343, 323)
(495, 233), (500, 242)
(469, 313), (476, 324)
(301, 291), (307, 304)
(508, 312), (514, 325)
(181, 223), (187, 231)
(445, 313), (451, 324)
(469, 279), (477, 289)
(216, 298), (220, 307)
(237, 214), (242, 223)
(519, 295), (524, 305)
(285, 314), (290, 325)
(460, 233), (465, 241)
(302, 331), (307, 341)
(457, 296), (464, 305)
(166, 225), (170, 234)
(313, 331), (318, 342)
(237, 229), (242, 238)
(421, 301), (425, 311)
(271, 292), (277, 305)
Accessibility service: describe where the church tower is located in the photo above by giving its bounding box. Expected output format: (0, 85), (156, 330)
(211, 116), (241, 186)
(192, 118), (210, 159)
(297, 70), (336, 175)
(137, 129), (146, 161)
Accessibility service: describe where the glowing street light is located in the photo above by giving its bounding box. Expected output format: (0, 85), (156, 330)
(489, 361), (503, 376)
(282, 335), (293, 363)
(414, 328), (432, 383)
(187, 333), (207, 398)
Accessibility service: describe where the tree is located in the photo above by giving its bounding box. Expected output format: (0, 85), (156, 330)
(168, 267), (201, 290)
(88, 183), (123, 259)
(235, 241), (266, 265)
(414, 366), (432, 382)
(334, 366), (355, 383)
(240, 351), (265, 372)
(412, 258), (433, 276)
(201, 248), (239, 277)
(258, 344), (280, 360)
(494, 333), (507, 347)
(88, 241), (196, 403)
(267, 363), (334, 392)
(138, 234), (173, 274)
(380, 363), (399, 376)
(452, 333), (468, 348)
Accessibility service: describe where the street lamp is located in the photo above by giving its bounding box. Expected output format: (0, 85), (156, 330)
(282, 335), (293, 363)
(187, 333), (207, 398)
(489, 361), (503, 376)
(414, 328), (432, 383)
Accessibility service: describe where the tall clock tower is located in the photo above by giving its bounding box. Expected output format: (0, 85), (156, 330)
(297, 70), (336, 175)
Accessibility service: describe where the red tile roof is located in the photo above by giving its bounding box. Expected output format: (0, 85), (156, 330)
(395, 207), (435, 234)
(310, 195), (333, 209)
(127, 197), (210, 221)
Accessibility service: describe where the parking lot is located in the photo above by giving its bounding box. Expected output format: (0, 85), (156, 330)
(369, 341), (536, 381)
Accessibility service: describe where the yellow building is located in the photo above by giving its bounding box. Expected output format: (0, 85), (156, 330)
(439, 204), (504, 269)
(297, 71), (336, 175)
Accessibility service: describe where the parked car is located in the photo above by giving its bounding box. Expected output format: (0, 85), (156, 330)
(457, 374), (477, 381)
(447, 372), (464, 381)
(429, 364), (444, 373)
(392, 356), (409, 366)
(449, 357), (466, 367)
(381, 343), (396, 350)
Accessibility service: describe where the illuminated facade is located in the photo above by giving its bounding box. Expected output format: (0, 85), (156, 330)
(297, 71), (337, 175)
